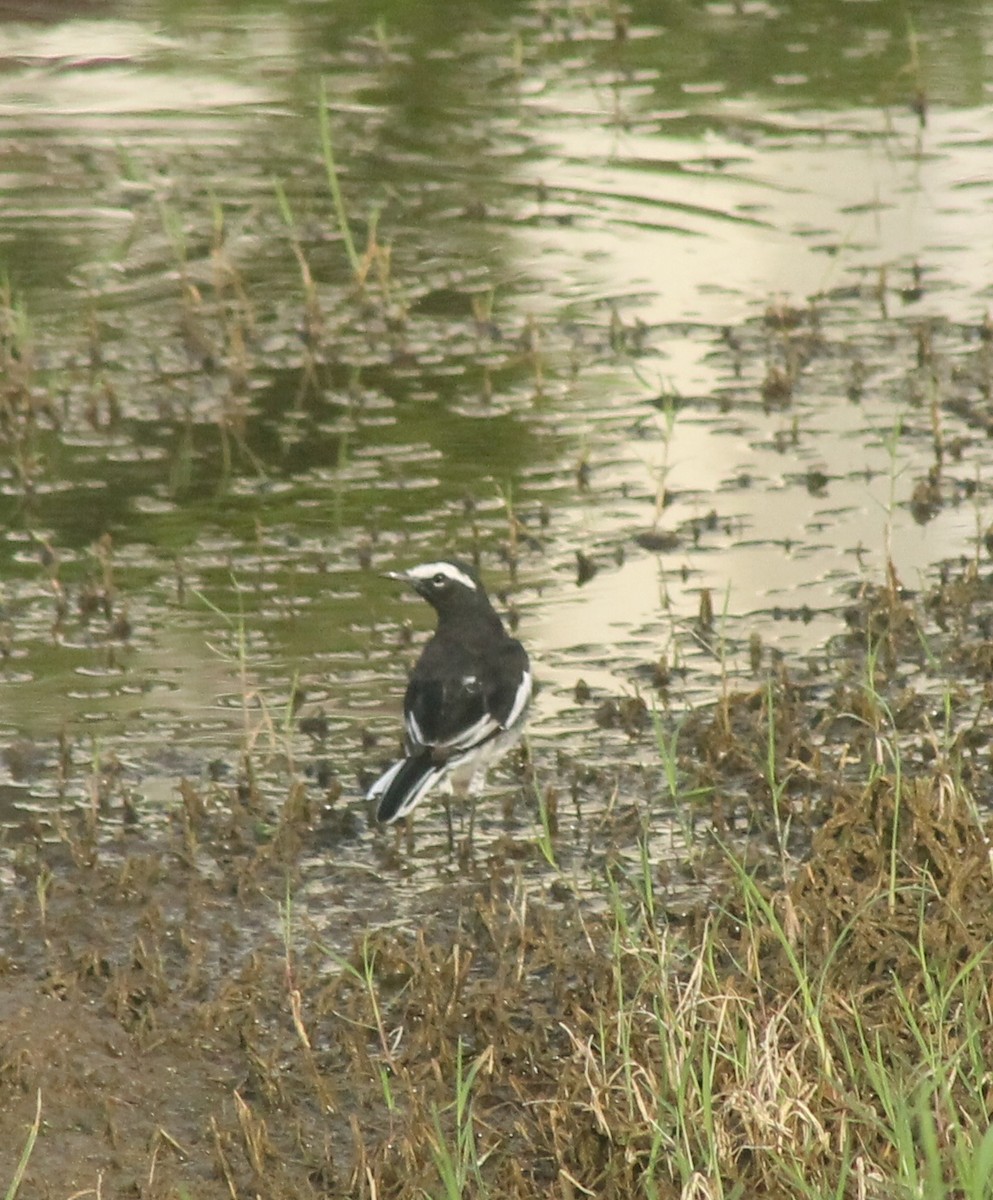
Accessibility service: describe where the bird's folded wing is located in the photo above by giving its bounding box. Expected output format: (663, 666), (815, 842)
(405, 701), (501, 754)
(404, 672), (509, 753)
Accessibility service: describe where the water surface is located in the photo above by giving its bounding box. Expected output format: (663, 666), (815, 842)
(0, 0), (991, 901)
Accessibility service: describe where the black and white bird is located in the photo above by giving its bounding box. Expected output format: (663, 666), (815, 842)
(368, 559), (532, 825)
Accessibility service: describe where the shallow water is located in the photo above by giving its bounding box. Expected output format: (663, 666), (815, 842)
(0, 0), (992, 908)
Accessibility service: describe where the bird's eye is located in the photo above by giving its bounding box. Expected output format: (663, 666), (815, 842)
(432, 573), (447, 587)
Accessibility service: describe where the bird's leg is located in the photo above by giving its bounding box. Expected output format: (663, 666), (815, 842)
(443, 793), (455, 856)
(468, 791), (479, 847)
(462, 772), (487, 858)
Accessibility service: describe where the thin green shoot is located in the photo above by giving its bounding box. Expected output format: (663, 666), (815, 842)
(835, 634), (904, 910)
(318, 79), (361, 278)
(533, 773), (557, 869)
(966, 1124), (993, 1198)
(428, 1038), (491, 1199)
(318, 933), (398, 1072)
(373, 17), (390, 56)
(273, 176), (295, 230)
(157, 199), (187, 267)
(651, 705), (712, 859)
(718, 842), (835, 1082)
(209, 188), (224, 248)
(864, 638), (903, 911)
(494, 480), (521, 568)
(193, 577), (284, 768)
(0, 278), (32, 358)
(4, 1089), (41, 1200)
(765, 676), (792, 878)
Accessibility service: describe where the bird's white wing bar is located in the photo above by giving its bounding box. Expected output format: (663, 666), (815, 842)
(443, 711), (502, 752)
(405, 708), (426, 749)
(504, 669), (532, 730)
(406, 561), (478, 591)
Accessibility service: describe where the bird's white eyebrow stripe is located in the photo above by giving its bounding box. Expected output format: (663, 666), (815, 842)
(406, 561), (478, 590)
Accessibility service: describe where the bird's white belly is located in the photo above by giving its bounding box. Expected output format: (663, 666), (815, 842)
(447, 722), (527, 796)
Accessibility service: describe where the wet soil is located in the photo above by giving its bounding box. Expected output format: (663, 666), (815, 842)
(3, 549), (993, 1196)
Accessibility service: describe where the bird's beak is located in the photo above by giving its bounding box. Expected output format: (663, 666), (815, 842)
(383, 569), (429, 600)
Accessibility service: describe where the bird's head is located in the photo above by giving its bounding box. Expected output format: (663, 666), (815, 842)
(384, 559), (488, 614)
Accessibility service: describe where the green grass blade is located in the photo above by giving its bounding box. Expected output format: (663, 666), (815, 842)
(5, 1090), (41, 1200)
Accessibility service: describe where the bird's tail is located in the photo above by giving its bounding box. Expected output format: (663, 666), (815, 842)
(368, 753), (447, 824)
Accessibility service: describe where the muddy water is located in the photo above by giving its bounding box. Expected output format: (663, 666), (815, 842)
(0, 7), (992, 916)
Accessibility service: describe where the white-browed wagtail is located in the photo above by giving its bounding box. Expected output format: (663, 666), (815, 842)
(368, 559), (532, 824)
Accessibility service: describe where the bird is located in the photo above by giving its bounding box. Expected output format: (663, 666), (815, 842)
(367, 559), (532, 826)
